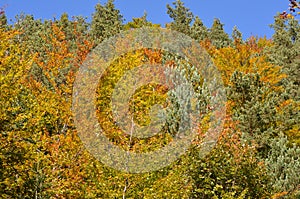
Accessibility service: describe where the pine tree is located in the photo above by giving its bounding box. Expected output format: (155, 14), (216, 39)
(209, 18), (232, 48)
(55, 13), (89, 52)
(123, 13), (160, 30)
(265, 134), (300, 198)
(56, 13), (73, 40)
(0, 7), (8, 29)
(269, 15), (300, 98)
(231, 25), (243, 43)
(268, 15), (300, 145)
(228, 72), (283, 158)
(90, 0), (123, 46)
(13, 14), (46, 53)
(166, 0), (194, 36)
(190, 16), (209, 41)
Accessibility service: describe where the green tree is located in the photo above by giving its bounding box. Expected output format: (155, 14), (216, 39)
(228, 72), (284, 157)
(0, 7), (8, 29)
(190, 16), (209, 41)
(188, 117), (271, 198)
(209, 18), (232, 48)
(265, 134), (300, 198)
(231, 26), (243, 43)
(123, 13), (160, 30)
(166, 0), (194, 35)
(13, 14), (49, 54)
(269, 15), (300, 90)
(90, 0), (123, 46)
(268, 15), (300, 144)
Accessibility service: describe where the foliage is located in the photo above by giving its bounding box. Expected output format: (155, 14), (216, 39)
(188, 116), (272, 198)
(90, 0), (123, 46)
(265, 134), (300, 198)
(0, 0), (299, 198)
(123, 13), (161, 30)
(166, 0), (194, 35)
(209, 18), (232, 48)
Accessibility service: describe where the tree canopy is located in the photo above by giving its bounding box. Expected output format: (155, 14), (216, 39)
(0, 0), (299, 198)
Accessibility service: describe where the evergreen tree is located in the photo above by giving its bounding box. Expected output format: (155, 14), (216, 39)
(90, 0), (123, 46)
(123, 13), (160, 30)
(231, 25), (243, 43)
(228, 72), (283, 157)
(268, 15), (300, 144)
(0, 7), (8, 29)
(166, 0), (194, 35)
(209, 18), (232, 48)
(265, 134), (300, 198)
(56, 13), (73, 40)
(269, 15), (300, 98)
(190, 16), (209, 41)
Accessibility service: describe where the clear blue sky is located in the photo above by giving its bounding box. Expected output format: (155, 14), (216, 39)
(1, 0), (289, 39)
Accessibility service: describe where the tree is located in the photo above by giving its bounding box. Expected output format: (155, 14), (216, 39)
(166, 0), (194, 35)
(209, 18), (232, 48)
(123, 13), (160, 30)
(190, 16), (209, 41)
(0, 27), (37, 199)
(205, 37), (284, 86)
(188, 116), (271, 198)
(268, 15), (300, 144)
(269, 15), (300, 94)
(0, 7), (8, 29)
(265, 134), (300, 198)
(231, 26), (243, 43)
(90, 0), (123, 46)
(1, 2), (299, 197)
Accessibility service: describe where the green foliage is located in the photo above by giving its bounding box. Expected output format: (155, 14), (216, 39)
(90, 0), (123, 46)
(0, 2), (299, 198)
(166, 0), (194, 35)
(188, 118), (271, 198)
(209, 18), (232, 48)
(0, 8), (7, 29)
(228, 72), (283, 157)
(268, 15), (300, 144)
(265, 134), (300, 198)
(269, 15), (300, 89)
(231, 26), (243, 43)
(123, 13), (160, 30)
(190, 16), (209, 41)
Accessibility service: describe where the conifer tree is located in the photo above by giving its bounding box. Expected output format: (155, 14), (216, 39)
(231, 25), (243, 43)
(190, 16), (209, 41)
(209, 18), (232, 48)
(0, 7), (8, 29)
(90, 0), (123, 46)
(228, 72), (283, 157)
(269, 16), (300, 97)
(265, 134), (300, 198)
(268, 15), (300, 144)
(13, 14), (47, 54)
(123, 13), (160, 30)
(166, 0), (194, 35)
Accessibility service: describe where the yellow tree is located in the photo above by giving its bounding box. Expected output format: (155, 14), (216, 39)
(0, 28), (37, 198)
(202, 37), (286, 87)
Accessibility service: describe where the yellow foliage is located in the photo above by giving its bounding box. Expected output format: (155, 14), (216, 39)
(202, 37), (286, 87)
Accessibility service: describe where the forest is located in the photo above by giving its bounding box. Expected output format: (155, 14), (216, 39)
(0, 0), (299, 198)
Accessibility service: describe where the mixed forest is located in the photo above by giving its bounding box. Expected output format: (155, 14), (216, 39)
(0, 0), (299, 198)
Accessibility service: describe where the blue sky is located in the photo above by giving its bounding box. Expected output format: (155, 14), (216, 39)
(1, 0), (289, 39)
